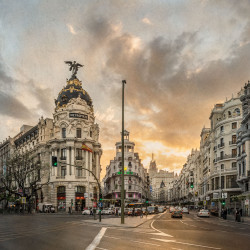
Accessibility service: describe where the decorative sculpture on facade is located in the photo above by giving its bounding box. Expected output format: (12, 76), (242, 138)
(65, 61), (83, 77)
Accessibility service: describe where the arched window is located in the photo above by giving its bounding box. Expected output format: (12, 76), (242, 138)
(62, 128), (66, 138)
(228, 111), (231, 117)
(234, 108), (240, 116)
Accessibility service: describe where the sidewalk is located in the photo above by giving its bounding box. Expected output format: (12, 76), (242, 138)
(220, 214), (250, 224)
(84, 214), (156, 228)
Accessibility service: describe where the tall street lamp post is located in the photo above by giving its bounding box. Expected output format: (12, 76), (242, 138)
(121, 80), (126, 224)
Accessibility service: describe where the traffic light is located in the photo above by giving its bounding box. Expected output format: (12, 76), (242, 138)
(222, 200), (225, 206)
(52, 156), (58, 167)
(190, 182), (194, 188)
(99, 193), (103, 201)
(146, 198), (149, 204)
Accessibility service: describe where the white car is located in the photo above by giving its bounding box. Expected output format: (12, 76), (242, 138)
(169, 206), (175, 213)
(197, 209), (210, 217)
(182, 207), (189, 214)
(101, 209), (112, 215)
(82, 209), (91, 215)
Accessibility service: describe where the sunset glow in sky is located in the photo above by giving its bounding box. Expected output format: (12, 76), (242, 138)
(1, 0), (250, 178)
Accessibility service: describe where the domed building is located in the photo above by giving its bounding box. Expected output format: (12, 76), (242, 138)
(0, 62), (102, 212)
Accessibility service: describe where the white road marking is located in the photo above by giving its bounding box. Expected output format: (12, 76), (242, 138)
(151, 238), (221, 249)
(150, 220), (174, 237)
(149, 232), (174, 237)
(85, 227), (107, 250)
(96, 247), (109, 250)
(104, 235), (161, 247)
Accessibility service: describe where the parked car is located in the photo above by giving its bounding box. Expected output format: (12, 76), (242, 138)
(182, 207), (189, 214)
(169, 206), (175, 213)
(171, 210), (182, 218)
(82, 209), (91, 215)
(102, 209), (112, 215)
(158, 207), (164, 213)
(197, 209), (210, 217)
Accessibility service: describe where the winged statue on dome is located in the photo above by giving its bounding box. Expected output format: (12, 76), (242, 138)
(65, 61), (83, 77)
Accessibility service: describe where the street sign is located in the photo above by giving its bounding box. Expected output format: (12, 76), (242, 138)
(84, 193), (88, 198)
(245, 199), (249, 205)
(98, 202), (103, 207)
(213, 192), (219, 199)
(203, 200), (206, 205)
(221, 193), (227, 199)
(206, 196), (210, 201)
(21, 197), (26, 204)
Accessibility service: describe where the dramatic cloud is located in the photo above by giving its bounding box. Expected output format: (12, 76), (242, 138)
(1, 0), (250, 178)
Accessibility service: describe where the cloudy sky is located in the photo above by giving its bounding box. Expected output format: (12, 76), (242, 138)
(1, 0), (250, 178)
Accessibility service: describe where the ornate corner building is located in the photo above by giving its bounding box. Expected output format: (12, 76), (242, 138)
(103, 131), (149, 205)
(0, 62), (102, 212)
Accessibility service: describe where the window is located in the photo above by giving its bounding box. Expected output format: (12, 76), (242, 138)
(128, 193), (133, 197)
(221, 164), (224, 170)
(232, 148), (237, 157)
(90, 130), (92, 137)
(232, 162), (237, 169)
(242, 143), (246, 153)
(129, 186), (131, 190)
(226, 175), (238, 188)
(220, 151), (224, 160)
(76, 128), (81, 138)
(232, 122), (237, 129)
(234, 108), (240, 116)
(228, 111), (232, 117)
(232, 135), (237, 144)
(128, 162), (132, 167)
(61, 166), (66, 176)
(76, 186), (85, 193)
(62, 128), (66, 138)
(221, 176), (225, 189)
(220, 126), (224, 132)
(76, 167), (82, 177)
(61, 148), (66, 160)
(76, 148), (82, 160)
(239, 163), (241, 176)
(57, 186), (65, 193)
(242, 161), (245, 175)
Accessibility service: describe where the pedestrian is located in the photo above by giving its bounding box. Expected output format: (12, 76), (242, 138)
(140, 209), (143, 218)
(132, 207), (135, 217)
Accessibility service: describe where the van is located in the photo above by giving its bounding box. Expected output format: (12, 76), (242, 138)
(38, 203), (55, 213)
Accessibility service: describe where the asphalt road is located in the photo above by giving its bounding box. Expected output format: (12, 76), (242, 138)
(98, 211), (250, 250)
(0, 214), (106, 250)
(1, 212), (250, 250)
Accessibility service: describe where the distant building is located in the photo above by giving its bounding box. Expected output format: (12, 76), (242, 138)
(103, 131), (149, 205)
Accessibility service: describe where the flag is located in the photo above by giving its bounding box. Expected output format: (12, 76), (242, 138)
(81, 143), (93, 153)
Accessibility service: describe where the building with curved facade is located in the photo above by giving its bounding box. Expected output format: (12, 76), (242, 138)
(0, 63), (102, 212)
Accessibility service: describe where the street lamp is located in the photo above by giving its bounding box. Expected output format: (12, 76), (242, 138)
(121, 80), (126, 224)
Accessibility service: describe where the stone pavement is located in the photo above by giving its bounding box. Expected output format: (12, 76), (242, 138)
(220, 214), (250, 224)
(84, 214), (156, 228)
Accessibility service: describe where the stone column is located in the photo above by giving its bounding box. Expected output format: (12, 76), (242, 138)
(66, 147), (70, 177)
(71, 147), (75, 176)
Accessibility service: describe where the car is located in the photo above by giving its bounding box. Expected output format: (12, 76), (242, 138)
(171, 210), (182, 218)
(169, 206), (175, 213)
(82, 209), (91, 215)
(158, 207), (164, 213)
(182, 207), (189, 214)
(197, 209), (210, 217)
(147, 206), (156, 214)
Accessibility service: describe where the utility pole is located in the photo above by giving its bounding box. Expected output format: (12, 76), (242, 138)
(121, 80), (126, 224)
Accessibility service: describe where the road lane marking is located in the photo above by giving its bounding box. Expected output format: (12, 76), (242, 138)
(149, 232), (174, 237)
(96, 247), (109, 250)
(86, 227), (107, 250)
(150, 220), (174, 237)
(151, 238), (221, 249)
(104, 235), (161, 247)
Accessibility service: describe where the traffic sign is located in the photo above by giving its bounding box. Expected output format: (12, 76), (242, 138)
(98, 202), (103, 207)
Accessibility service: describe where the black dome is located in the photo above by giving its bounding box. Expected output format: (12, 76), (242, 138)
(55, 76), (92, 109)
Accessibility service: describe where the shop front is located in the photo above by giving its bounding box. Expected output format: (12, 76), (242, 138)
(57, 186), (66, 212)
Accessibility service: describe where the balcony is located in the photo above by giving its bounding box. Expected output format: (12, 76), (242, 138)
(216, 154), (237, 161)
(56, 176), (65, 179)
(213, 146), (217, 151)
(218, 143), (225, 148)
(229, 141), (237, 145)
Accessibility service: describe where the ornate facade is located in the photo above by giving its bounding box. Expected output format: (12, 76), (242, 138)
(0, 64), (102, 212)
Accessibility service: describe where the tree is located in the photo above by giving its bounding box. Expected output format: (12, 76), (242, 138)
(0, 151), (50, 212)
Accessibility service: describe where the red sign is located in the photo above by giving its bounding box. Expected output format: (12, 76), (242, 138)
(76, 196), (85, 200)
(93, 202), (97, 208)
(57, 197), (65, 200)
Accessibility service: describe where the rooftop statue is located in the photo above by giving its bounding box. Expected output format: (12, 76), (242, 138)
(65, 61), (83, 77)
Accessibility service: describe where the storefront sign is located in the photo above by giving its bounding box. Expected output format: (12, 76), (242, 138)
(206, 196), (210, 201)
(84, 193), (88, 198)
(69, 113), (88, 120)
(245, 199), (249, 205)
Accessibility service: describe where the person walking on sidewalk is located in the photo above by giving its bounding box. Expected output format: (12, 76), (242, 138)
(140, 209), (143, 218)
